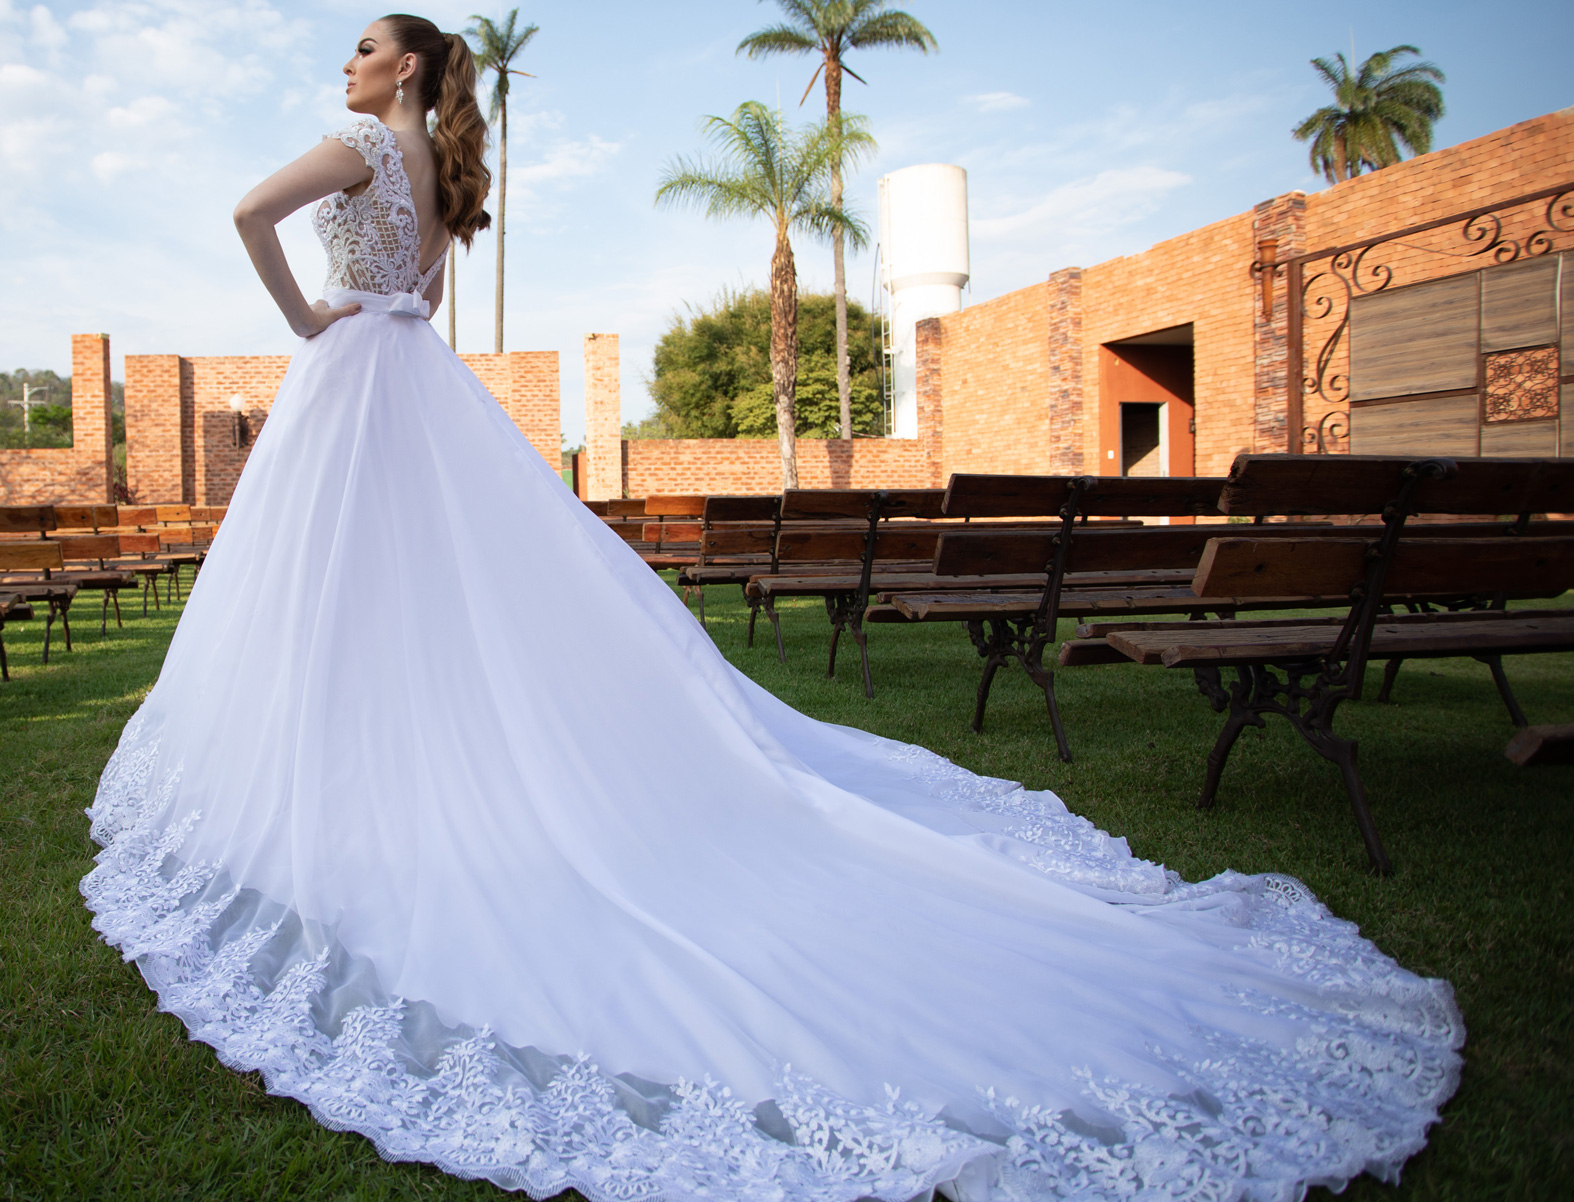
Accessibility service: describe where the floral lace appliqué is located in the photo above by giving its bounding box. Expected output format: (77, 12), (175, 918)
(82, 719), (1463, 1202)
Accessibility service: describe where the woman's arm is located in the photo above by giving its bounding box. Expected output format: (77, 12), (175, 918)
(233, 139), (375, 338)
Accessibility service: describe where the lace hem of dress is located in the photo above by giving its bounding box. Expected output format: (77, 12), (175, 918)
(82, 711), (1463, 1202)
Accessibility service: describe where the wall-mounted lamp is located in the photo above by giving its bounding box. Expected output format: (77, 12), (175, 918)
(1249, 239), (1284, 319)
(228, 393), (251, 448)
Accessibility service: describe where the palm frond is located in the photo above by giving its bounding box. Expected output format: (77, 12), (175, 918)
(846, 9), (938, 52)
(737, 23), (817, 58)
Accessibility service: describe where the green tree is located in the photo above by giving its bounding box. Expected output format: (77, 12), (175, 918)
(467, 10), (539, 353)
(656, 102), (871, 488)
(645, 288), (883, 439)
(738, 0), (934, 445)
(1293, 45), (1445, 183)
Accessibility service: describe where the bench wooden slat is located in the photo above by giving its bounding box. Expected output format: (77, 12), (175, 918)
(781, 489), (945, 520)
(1192, 535), (1574, 599)
(0, 541), (66, 570)
(53, 534), (123, 560)
(644, 495), (706, 518)
(1505, 724), (1574, 767)
(117, 505), (158, 526)
(777, 528), (940, 563)
(934, 523), (1329, 577)
(0, 506), (56, 534)
(642, 521), (703, 543)
(1219, 454), (1574, 518)
(702, 495), (779, 522)
(1107, 613), (1574, 668)
(52, 504), (119, 530)
(606, 498), (647, 517)
(943, 474), (1227, 518)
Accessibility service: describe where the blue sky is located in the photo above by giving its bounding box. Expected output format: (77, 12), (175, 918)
(1, 0), (1569, 443)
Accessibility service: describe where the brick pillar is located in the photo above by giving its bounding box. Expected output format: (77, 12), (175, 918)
(584, 334), (622, 501)
(70, 333), (114, 501)
(915, 317), (945, 486)
(506, 350), (561, 470)
(124, 354), (188, 503)
(1045, 268), (1085, 474)
(1252, 191), (1306, 454)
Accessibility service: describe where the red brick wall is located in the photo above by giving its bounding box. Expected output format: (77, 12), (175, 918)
(623, 436), (937, 495)
(124, 346), (559, 505)
(0, 334), (114, 504)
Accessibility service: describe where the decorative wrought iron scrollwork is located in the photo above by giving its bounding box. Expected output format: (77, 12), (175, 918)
(1285, 179), (1574, 453)
(1302, 410), (1349, 454)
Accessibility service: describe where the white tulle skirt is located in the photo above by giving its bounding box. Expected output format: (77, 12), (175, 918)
(84, 292), (1462, 1202)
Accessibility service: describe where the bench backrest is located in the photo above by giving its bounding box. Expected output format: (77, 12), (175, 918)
(944, 474), (1227, 519)
(702, 495), (779, 524)
(1193, 535), (1574, 599)
(606, 498), (647, 518)
(934, 522), (1340, 577)
(644, 495), (706, 518)
(778, 527), (939, 564)
(53, 504), (119, 531)
(1220, 455), (1574, 518)
(0, 541), (65, 571)
(0, 505), (56, 535)
(781, 489), (945, 521)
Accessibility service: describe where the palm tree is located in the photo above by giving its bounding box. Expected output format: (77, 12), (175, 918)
(738, 1), (935, 442)
(467, 10), (539, 353)
(1293, 45), (1444, 184)
(657, 102), (871, 488)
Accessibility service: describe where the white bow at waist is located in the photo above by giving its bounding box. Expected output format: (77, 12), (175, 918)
(324, 288), (430, 319)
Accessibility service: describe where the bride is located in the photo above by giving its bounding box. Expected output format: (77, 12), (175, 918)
(83, 13), (1462, 1201)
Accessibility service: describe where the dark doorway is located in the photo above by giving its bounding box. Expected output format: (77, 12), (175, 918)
(1121, 403), (1163, 476)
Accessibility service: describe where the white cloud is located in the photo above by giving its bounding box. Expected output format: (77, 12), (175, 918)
(29, 4), (67, 50)
(91, 149), (138, 180)
(973, 166), (1193, 242)
(515, 133), (621, 189)
(964, 91), (1030, 114)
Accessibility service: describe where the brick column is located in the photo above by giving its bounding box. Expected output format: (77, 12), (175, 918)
(583, 334), (622, 501)
(507, 350), (561, 470)
(70, 333), (115, 501)
(124, 353), (187, 503)
(1045, 268), (1085, 474)
(1251, 191), (1306, 454)
(915, 317), (945, 486)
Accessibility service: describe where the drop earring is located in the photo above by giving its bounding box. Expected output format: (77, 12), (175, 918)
(396, 78), (405, 105)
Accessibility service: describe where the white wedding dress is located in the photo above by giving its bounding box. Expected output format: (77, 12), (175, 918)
(83, 116), (1463, 1202)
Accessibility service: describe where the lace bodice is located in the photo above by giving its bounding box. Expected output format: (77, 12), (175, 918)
(314, 117), (447, 298)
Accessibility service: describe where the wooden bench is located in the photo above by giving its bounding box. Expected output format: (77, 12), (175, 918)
(0, 540), (76, 665)
(746, 489), (957, 695)
(638, 495), (707, 572)
(867, 475), (1245, 757)
(1098, 454), (1574, 874)
(676, 495), (781, 633)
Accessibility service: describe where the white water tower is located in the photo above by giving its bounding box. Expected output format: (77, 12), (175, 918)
(877, 164), (970, 439)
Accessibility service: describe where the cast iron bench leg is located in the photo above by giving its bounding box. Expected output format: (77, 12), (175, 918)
(59, 599), (72, 652)
(851, 618), (873, 699)
(1377, 657), (1404, 702)
(0, 626), (8, 681)
(1307, 730), (1392, 875)
(111, 590), (122, 629)
(1197, 668), (1265, 810)
(765, 596), (785, 663)
(696, 586), (705, 628)
(1477, 654), (1530, 728)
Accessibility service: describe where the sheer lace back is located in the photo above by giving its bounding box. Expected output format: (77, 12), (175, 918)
(315, 117), (447, 298)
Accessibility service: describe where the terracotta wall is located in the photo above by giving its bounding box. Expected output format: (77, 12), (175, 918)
(0, 334), (114, 504)
(124, 347), (559, 505)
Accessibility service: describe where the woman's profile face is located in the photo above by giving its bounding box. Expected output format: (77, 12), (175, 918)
(343, 22), (412, 114)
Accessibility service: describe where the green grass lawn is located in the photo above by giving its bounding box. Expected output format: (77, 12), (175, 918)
(2, 575), (1571, 1200)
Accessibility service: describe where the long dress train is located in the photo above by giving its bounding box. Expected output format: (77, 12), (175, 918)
(83, 116), (1462, 1202)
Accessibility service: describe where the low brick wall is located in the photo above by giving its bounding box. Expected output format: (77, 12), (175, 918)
(0, 334), (114, 504)
(621, 436), (939, 496)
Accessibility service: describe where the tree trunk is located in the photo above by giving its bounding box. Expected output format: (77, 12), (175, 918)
(495, 95), (507, 354)
(446, 250), (456, 350)
(770, 228), (799, 490)
(826, 59), (851, 441)
(1334, 129), (1349, 182)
